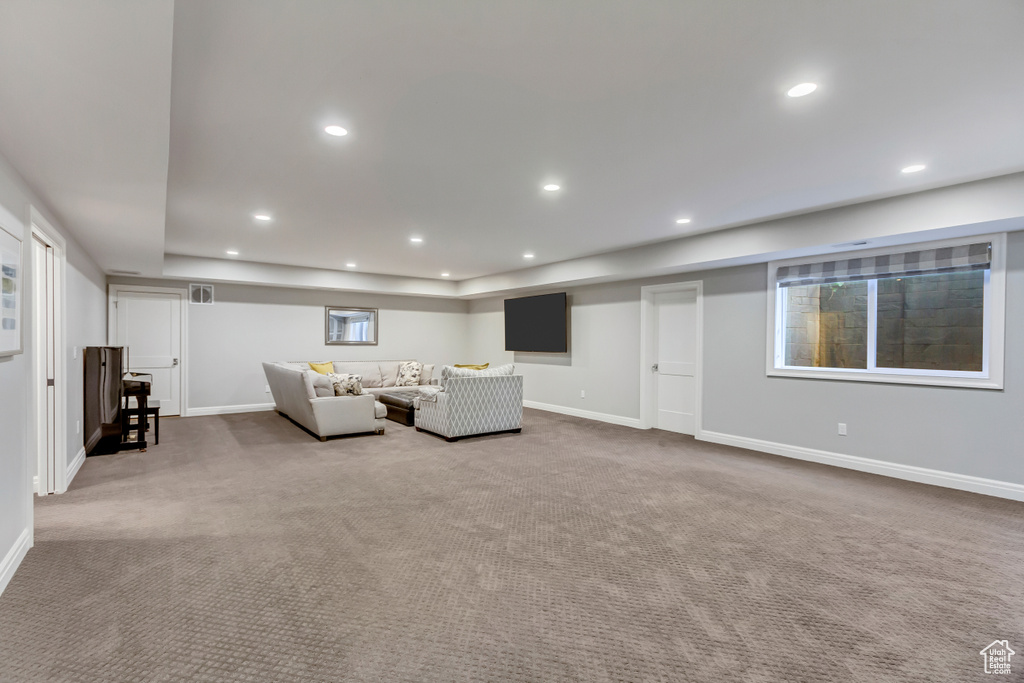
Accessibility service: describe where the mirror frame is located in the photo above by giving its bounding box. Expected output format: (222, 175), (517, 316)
(324, 306), (378, 346)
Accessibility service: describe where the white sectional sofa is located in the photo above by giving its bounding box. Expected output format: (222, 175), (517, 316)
(262, 362), (388, 440)
(263, 360), (438, 440)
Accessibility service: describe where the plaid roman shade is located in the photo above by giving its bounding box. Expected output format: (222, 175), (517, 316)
(775, 242), (991, 288)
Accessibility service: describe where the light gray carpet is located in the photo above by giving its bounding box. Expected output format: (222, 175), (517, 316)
(0, 409), (1021, 682)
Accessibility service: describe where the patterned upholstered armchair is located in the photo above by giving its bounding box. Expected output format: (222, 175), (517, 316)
(415, 365), (523, 441)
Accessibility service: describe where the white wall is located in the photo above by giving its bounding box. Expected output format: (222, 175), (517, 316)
(0, 150), (106, 595)
(64, 237), (108, 465)
(468, 231), (1024, 491)
(107, 279), (471, 411)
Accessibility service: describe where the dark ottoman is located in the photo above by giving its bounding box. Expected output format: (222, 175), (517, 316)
(377, 391), (416, 426)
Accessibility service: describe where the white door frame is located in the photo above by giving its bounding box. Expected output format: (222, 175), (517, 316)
(639, 281), (703, 436)
(29, 208), (67, 495)
(107, 284), (189, 417)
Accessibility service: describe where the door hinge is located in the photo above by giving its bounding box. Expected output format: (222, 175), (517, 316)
(47, 378), (55, 387)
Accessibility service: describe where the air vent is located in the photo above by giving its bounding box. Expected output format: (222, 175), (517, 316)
(109, 269), (141, 275)
(189, 284), (214, 305)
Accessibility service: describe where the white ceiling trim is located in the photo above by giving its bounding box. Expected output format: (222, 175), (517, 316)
(160, 172), (1024, 299)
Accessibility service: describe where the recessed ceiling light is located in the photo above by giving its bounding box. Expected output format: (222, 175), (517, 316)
(675, 218), (692, 225)
(324, 125), (348, 136)
(901, 164), (926, 174)
(345, 263), (356, 268)
(787, 83), (818, 98)
(253, 213), (272, 222)
(441, 272), (450, 278)
(410, 237), (423, 244)
(226, 250), (239, 256)
(543, 184), (560, 192)
(523, 253), (535, 259)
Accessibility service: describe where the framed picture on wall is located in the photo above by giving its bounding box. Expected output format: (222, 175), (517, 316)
(0, 223), (23, 357)
(325, 306), (378, 345)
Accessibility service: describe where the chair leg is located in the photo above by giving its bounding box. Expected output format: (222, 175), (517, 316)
(319, 436), (327, 442)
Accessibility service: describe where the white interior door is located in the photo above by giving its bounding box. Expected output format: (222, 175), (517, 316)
(32, 236), (56, 493)
(114, 290), (182, 416)
(653, 289), (698, 434)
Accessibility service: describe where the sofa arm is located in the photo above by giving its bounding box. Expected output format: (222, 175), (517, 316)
(309, 393), (379, 436)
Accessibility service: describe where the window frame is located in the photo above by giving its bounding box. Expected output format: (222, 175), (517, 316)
(765, 232), (1006, 389)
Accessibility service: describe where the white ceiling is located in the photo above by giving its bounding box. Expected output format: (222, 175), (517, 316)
(1, 1), (1023, 283)
(0, 0), (173, 275)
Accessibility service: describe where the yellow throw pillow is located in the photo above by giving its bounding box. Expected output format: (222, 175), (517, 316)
(454, 363), (489, 370)
(308, 361), (333, 375)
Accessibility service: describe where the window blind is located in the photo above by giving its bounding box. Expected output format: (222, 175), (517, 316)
(775, 242), (991, 288)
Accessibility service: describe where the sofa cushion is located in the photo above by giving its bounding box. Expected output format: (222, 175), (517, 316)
(306, 371), (335, 397)
(362, 386), (420, 396)
(333, 361), (382, 387)
(396, 361), (422, 386)
(330, 373), (364, 396)
(420, 363), (434, 385)
(308, 361), (333, 375)
(379, 361), (405, 387)
(300, 371), (318, 400)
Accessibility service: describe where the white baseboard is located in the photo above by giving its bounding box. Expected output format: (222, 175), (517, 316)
(66, 446), (85, 487)
(32, 476), (39, 495)
(187, 402), (276, 417)
(699, 430), (1024, 502)
(523, 400), (642, 429)
(0, 528), (32, 597)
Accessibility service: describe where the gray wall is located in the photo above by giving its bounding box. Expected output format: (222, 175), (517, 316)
(0, 149), (107, 591)
(108, 280), (472, 410)
(468, 231), (1024, 486)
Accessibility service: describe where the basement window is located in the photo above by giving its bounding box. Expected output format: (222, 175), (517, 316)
(767, 234), (1006, 389)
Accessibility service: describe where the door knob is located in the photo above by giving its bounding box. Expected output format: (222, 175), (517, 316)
(651, 363), (659, 372)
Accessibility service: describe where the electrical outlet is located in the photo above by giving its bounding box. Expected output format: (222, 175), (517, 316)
(838, 423), (847, 436)
(265, 384), (271, 393)
(580, 389), (586, 399)
(76, 420), (80, 435)
(72, 346), (78, 359)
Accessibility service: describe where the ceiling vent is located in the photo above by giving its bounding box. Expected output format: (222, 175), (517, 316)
(109, 269), (141, 275)
(189, 284), (214, 305)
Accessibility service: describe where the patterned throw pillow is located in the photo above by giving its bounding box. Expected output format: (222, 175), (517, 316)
(329, 372), (363, 396)
(396, 361), (423, 387)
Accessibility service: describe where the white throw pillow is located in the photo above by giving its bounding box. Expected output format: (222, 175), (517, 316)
(329, 372), (364, 396)
(306, 371), (335, 397)
(396, 361), (423, 387)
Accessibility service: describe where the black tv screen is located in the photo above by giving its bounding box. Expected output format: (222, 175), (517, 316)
(504, 292), (567, 352)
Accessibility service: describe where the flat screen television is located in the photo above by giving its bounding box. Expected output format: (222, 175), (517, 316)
(504, 292), (567, 352)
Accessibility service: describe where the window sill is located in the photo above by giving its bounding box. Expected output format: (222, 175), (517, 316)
(767, 366), (1003, 390)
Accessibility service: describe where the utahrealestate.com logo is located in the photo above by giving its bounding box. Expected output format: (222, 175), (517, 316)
(980, 640), (1015, 675)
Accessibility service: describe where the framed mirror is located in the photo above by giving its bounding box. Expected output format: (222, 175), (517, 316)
(325, 306), (378, 345)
